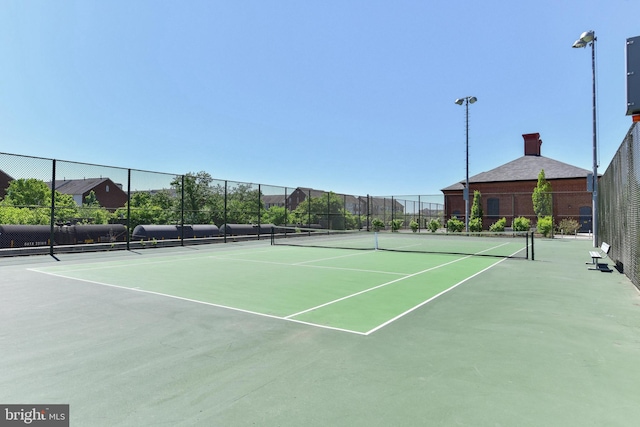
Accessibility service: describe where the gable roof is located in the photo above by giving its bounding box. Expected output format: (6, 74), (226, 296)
(48, 178), (122, 195)
(441, 155), (591, 191)
(293, 187), (327, 198)
(0, 169), (13, 182)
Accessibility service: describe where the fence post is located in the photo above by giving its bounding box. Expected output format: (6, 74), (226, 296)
(49, 159), (56, 257)
(367, 194), (370, 232)
(181, 174), (185, 246)
(126, 169), (131, 251)
(258, 184), (262, 239)
(418, 195), (422, 232)
(224, 181), (228, 243)
(307, 189), (311, 227)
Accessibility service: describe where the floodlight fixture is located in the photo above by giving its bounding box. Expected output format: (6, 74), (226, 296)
(454, 96), (478, 233)
(573, 30), (595, 48)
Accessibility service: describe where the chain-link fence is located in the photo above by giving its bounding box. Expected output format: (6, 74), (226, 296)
(599, 122), (639, 289)
(1, 152), (447, 255)
(2, 149), (625, 262)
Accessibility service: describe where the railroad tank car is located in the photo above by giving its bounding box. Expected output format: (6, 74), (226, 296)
(219, 223), (275, 236)
(131, 224), (220, 240)
(0, 225), (53, 248)
(61, 224), (127, 244)
(0, 224), (127, 248)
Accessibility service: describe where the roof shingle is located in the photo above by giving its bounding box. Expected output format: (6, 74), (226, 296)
(441, 156), (591, 191)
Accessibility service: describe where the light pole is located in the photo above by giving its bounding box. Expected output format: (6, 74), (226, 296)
(572, 30), (598, 247)
(455, 96), (477, 233)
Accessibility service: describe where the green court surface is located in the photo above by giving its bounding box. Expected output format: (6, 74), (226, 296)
(1, 237), (640, 426)
(30, 245), (511, 335)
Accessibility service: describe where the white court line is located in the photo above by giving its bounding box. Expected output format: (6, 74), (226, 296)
(364, 257), (508, 335)
(362, 244), (526, 335)
(284, 241), (515, 324)
(208, 251), (407, 276)
(284, 255), (472, 320)
(292, 250), (375, 265)
(28, 249), (406, 281)
(30, 269), (368, 335)
(208, 256), (406, 276)
(29, 241), (520, 336)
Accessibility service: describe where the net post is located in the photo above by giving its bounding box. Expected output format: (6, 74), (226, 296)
(531, 231), (535, 261)
(526, 231), (529, 260)
(374, 231), (378, 250)
(270, 226), (275, 246)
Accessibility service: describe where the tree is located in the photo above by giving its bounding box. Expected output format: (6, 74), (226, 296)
(226, 183), (262, 224)
(470, 190), (483, 231)
(0, 178), (83, 224)
(290, 192), (355, 229)
(3, 178), (50, 207)
(532, 169), (552, 218)
(78, 191), (113, 224)
(471, 190), (483, 220)
(115, 192), (168, 231)
(261, 205), (288, 225)
(171, 172), (215, 224)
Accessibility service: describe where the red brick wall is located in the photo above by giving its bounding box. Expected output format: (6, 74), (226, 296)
(444, 177), (593, 228)
(85, 179), (128, 210)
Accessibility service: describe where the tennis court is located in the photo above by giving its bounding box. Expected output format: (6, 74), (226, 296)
(27, 231), (528, 336)
(2, 236), (640, 426)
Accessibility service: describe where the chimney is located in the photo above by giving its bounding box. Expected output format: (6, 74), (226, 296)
(523, 133), (542, 156)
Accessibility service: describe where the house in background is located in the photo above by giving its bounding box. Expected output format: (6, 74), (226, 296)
(47, 178), (128, 211)
(287, 187), (327, 211)
(441, 133), (594, 231)
(262, 194), (286, 210)
(0, 170), (13, 200)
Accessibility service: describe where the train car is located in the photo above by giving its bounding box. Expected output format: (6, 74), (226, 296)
(131, 224), (220, 241)
(70, 224), (127, 244)
(219, 223), (275, 236)
(188, 224), (220, 238)
(0, 225), (54, 248)
(132, 225), (181, 240)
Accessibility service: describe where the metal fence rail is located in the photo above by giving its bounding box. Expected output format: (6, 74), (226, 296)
(599, 122), (640, 289)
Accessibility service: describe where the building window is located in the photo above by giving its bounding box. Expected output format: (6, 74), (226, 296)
(487, 198), (499, 216)
(105, 185), (110, 193)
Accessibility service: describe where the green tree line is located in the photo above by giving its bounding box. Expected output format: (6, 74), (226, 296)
(1, 172), (360, 231)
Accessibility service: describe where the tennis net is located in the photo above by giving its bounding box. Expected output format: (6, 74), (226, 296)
(270, 226), (534, 259)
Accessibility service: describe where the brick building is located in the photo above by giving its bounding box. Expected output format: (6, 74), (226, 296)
(0, 170), (13, 200)
(47, 177), (128, 211)
(441, 133), (594, 231)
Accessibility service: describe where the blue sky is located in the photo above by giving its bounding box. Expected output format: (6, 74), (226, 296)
(0, 0), (638, 196)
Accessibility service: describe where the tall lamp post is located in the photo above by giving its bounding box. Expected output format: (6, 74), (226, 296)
(455, 96), (477, 233)
(572, 30), (598, 247)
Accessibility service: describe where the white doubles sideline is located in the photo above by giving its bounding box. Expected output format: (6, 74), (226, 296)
(28, 243), (516, 335)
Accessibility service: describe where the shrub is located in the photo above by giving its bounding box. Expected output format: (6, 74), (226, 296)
(447, 216), (464, 232)
(371, 218), (385, 231)
(512, 216), (531, 232)
(390, 219), (403, 232)
(410, 220), (419, 232)
(536, 216), (554, 237)
(489, 217), (507, 232)
(471, 190), (483, 220)
(427, 219), (440, 233)
(557, 218), (581, 235)
(469, 217), (482, 232)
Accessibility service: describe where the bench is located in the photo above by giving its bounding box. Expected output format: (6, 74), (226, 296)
(587, 242), (611, 272)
